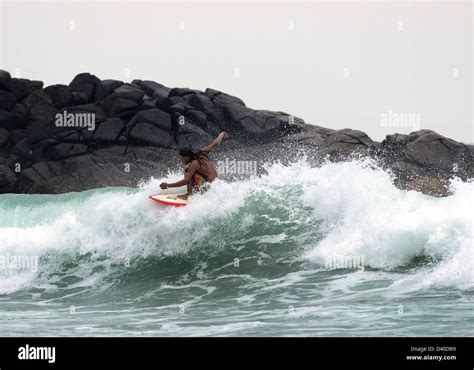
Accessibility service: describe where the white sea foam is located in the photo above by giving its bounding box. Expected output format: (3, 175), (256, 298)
(0, 159), (472, 294)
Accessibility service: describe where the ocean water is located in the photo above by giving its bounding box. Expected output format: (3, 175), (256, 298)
(0, 159), (473, 336)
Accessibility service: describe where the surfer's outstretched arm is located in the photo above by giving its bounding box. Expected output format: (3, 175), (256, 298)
(200, 132), (228, 156)
(160, 161), (198, 189)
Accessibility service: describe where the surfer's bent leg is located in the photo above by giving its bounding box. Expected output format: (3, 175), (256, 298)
(177, 184), (192, 200)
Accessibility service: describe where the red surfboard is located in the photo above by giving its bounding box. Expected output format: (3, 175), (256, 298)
(149, 194), (187, 207)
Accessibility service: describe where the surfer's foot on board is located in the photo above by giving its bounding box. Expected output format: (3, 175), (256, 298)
(177, 194), (189, 200)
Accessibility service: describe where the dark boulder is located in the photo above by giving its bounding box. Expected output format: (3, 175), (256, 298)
(169, 103), (189, 115)
(205, 88), (245, 107)
(62, 154), (96, 174)
(168, 96), (186, 107)
(11, 138), (33, 158)
(137, 80), (170, 98)
(184, 109), (207, 129)
(69, 73), (101, 103)
(23, 89), (58, 120)
(325, 129), (374, 148)
(94, 79), (124, 101)
(155, 97), (173, 113)
(0, 164), (16, 192)
(129, 122), (174, 148)
(0, 128), (9, 145)
(222, 104), (284, 136)
(103, 85), (144, 115)
(185, 93), (214, 112)
(70, 84), (94, 103)
(404, 130), (469, 173)
(27, 119), (63, 144)
(0, 111), (27, 130)
(177, 124), (214, 149)
(140, 98), (157, 111)
(0, 78), (43, 100)
(0, 91), (17, 111)
(55, 129), (83, 143)
(44, 84), (73, 108)
(11, 103), (28, 119)
(113, 84), (145, 102)
(128, 108), (173, 132)
(108, 98), (139, 116)
(70, 73), (101, 87)
(71, 92), (89, 105)
(93, 118), (125, 142)
(378, 130), (474, 195)
(17, 162), (56, 193)
(51, 143), (88, 159)
(9, 129), (28, 144)
(0, 70), (11, 80)
(169, 87), (201, 97)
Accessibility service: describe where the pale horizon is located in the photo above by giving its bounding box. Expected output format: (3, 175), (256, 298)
(1, 1), (472, 143)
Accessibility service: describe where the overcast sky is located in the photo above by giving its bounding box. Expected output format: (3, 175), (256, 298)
(1, 0), (472, 143)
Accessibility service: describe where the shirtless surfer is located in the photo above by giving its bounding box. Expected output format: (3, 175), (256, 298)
(159, 132), (229, 199)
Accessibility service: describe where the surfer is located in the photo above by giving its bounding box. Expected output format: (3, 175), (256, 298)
(159, 132), (229, 199)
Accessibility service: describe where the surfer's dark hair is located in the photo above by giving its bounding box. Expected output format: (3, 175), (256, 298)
(179, 147), (203, 163)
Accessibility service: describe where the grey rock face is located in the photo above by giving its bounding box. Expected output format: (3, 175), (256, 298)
(0, 71), (471, 196)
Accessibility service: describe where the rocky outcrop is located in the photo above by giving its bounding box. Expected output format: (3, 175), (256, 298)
(0, 70), (472, 196)
(377, 131), (473, 195)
